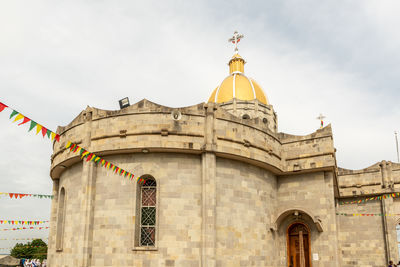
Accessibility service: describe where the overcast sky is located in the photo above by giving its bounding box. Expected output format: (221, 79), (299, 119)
(1, 0), (399, 253)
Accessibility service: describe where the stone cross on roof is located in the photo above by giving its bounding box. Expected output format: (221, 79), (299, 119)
(228, 31), (244, 53)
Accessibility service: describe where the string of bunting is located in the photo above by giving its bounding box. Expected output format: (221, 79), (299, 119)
(0, 246), (46, 250)
(0, 102), (60, 141)
(0, 220), (48, 225)
(65, 141), (143, 182)
(0, 238), (48, 241)
(0, 192), (53, 199)
(0, 101), (139, 182)
(336, 212), (400, 217)
(0, 226), (49, 231)
(339, 193), (400, 205)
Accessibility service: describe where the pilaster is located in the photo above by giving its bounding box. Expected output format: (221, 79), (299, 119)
(47, 179), (59, 265)
(201, 103), (217, 267)
(77, 108), (97, 267)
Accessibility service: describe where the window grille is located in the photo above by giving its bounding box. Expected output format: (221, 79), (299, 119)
(139, 179), (157, 246)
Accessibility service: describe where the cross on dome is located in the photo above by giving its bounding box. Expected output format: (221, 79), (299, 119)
(228, 31), (244, 54)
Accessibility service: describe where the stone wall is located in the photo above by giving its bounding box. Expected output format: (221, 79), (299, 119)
(49, 153), (203, 267)
(336, 200), (386, 266)
(48, 162), (84, 266)
(215, 158), (276, 266)
(276, 171), (339, 267)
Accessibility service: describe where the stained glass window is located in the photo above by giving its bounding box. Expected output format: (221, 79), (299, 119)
(140, 178), (157, 246)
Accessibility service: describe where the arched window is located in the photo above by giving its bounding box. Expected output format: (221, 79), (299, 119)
(138, 178), (157, 246)
(56, 187), (66, 251)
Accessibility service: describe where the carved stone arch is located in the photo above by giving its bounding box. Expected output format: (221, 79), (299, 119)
(273, 208), (324, 233)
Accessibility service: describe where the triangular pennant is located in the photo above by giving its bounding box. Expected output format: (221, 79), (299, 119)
(86, 154), (93, 162)
(9, 110), (19, 119)
(50, 132), (56, 141)
(65, 141), (72, 149)
(46, 129), (51, 139)
(0, 102), (8, 112)
(13, 113), (24, 123)
(41, 127), (48, 137)
(35, 124), (43, 135)
(18, 116), (30, 126)
(55, 134), (60, 142)
(81, 151), (89, 158)
(69, 144), (76, 151)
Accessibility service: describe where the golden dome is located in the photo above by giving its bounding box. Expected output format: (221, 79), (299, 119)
(208, 53), (269, 105)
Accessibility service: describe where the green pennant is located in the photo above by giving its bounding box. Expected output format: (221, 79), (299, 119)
(79, 149), (85, 156)
(9, 110), (19, 119)
(46, 130), (51, 139)
(28, 121), (38, 132)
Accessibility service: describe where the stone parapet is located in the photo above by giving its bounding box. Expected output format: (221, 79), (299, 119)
(338, 162), (400, 197)
(50, 99), (336, 179)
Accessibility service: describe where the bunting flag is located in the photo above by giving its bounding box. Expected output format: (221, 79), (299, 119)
(0, 192), (53, 199)
(0, 238), (48, 241)
(0, 220), (48, 225)
(0, 246), (47, 250)
(65, 141), (139, 183)
(336, 212), (400, 217)
(0, 102), (60, 142)
(0, 226), (49, 231)
(339, 192), (400, 205)
(0, 101), (136, 180)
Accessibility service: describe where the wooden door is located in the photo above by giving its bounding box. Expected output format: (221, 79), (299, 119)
(287, 223), (311, 267)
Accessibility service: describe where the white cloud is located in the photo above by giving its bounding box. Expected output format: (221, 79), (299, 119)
(0, 0), (399, 252)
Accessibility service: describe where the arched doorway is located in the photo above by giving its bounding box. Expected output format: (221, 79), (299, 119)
(287, 222), (311, 267)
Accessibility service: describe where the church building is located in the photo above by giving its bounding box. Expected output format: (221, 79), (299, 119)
(47, 32), (400, 267)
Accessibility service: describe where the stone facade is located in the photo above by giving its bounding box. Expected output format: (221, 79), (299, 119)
(47, 99), (400, 267)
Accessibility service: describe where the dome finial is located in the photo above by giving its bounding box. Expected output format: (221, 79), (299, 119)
(228, 31), (244, 54)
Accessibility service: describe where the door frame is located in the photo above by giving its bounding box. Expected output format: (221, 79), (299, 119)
(286, 221), (312, 267)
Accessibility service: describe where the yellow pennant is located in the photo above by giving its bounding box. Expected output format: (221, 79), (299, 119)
(81, 151), (90, 158)
(36, 124), (43, 135)
(13, 114), (24, 123)
(65, 141), (71, 149)
(50, 132), (56, 141)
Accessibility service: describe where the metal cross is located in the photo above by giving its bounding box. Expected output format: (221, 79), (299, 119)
(228, 31), (244, 53)
(316, 113), (326, 128)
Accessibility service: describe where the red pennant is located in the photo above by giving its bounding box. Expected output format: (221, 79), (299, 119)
(18, 116), (30, 126)
(55, 134), (60, 142)
(41, 127), (47, 137)
(9, 193), (14, 199)
(69, 144), (76, 151)
(86, 154), (93, 161)
(115, 167), (119, 173)
(0, 102), (7, 112)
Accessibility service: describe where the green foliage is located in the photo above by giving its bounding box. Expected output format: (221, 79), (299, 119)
(10, 239), (47, 261)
